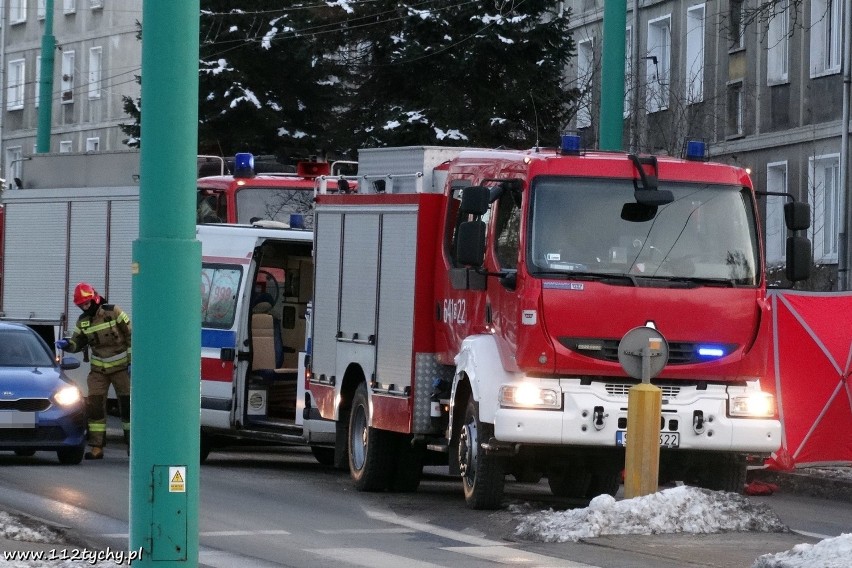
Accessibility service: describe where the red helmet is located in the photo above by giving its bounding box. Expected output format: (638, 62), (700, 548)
(73, 282), (100, 306)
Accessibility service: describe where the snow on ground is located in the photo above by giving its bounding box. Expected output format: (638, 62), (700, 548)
(0, 472), (850, 567)
(512, 485), (851, 568)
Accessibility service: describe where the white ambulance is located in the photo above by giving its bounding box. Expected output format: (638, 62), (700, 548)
(197, 222), (334, 463)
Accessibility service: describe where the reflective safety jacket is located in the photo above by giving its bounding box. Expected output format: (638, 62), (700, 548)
(67, 303), (132, 374)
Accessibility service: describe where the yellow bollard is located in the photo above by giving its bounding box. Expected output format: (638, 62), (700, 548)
(623, 383), (662, 498)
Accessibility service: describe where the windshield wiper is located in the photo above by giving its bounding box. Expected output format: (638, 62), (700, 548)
(535, 271), (638, 286)
(650, 276), (737, 288)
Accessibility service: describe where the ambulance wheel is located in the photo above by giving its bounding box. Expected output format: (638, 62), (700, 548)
(586, 470), (621, 498)
(459, 398), (504, 509)
(310, 445), (335, 466)
(349, 383), (393, 491)
(390, 435), (424, 493)
(698, 453), (747, 493)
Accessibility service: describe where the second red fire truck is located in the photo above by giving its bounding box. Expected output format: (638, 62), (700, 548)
(306, 139), (810, 508)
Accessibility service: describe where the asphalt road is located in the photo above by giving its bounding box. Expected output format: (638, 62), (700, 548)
(0, 440), (849, 568)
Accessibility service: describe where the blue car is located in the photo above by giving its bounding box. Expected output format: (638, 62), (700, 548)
(0, 322), (87, 464)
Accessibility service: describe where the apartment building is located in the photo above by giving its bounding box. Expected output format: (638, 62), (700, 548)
(566, 0), (848, 290)
(1, 0), (141, 187)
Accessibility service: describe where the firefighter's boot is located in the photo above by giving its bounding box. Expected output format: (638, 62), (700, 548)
(85, 447), (104, 460)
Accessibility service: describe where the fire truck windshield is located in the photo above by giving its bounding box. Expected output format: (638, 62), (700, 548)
(528, 177), (760, 286)
(236, 187), (315, 228)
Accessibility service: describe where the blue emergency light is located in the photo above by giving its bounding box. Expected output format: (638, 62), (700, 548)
(234, 152), (256, 178)
(560, 134), (581, 155)
(684, 140), (707, 161)
(696, 345), (726, 359)
(290, 214), (305, 229)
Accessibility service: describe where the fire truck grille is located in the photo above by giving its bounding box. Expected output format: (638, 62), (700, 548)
(0, 399), (50, 412)
(558, 338), (737, 365)
(605, 383), (681, 398)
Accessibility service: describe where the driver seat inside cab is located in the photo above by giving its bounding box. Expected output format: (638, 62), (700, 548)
(248, 241), (313, 423)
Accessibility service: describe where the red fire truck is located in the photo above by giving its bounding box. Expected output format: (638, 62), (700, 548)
(307, 138), (810, 509)
(196, 153), (356, 228)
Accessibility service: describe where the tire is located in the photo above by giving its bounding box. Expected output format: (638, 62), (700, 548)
(586, 470), (622, 498)
(14, 449), (35, 457)
(548, 467), (591, 498)
(459, 398), (504, 509)
(311, 445), (335, 466)
(348, 383), (394, 491)
(200, 432), (213, 464)
(700, 453), (747, 493)
(57, 445), (85, 465)
(389, 435), (424, 493)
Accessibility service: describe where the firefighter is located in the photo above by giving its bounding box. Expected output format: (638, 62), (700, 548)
(56, 282), (132, 460)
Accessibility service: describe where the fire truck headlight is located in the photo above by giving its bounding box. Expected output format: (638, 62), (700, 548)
(728, 392), (776, 418)
(499, 383), (561, 409)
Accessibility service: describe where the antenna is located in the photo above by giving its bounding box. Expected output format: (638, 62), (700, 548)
(529, 91), (540, 150)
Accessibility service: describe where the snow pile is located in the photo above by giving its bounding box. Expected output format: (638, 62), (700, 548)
(0, 511), (64, 544)
(752, 533), (852, 568)
(513, 486), (787, 542)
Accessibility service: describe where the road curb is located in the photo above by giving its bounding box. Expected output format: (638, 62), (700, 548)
(748, 468), (852, 503)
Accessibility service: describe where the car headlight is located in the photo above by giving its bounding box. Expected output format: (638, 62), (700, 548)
(499, 383), (561, 409)
(728, 391), (776, 418)
(54, 386), (82, 407)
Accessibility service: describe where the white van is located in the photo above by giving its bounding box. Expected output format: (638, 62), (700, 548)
(197, 223), (334, 463)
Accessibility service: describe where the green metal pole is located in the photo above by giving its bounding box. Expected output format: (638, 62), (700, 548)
(599, 0), (627, 151)
(36, 0), (55, 153)
(130, 1), (200, 565)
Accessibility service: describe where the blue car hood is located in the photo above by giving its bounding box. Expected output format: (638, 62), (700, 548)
(0, 367), (65, 398)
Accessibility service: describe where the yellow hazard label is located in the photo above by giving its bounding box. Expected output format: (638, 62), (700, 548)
(169, 466), (186, 493)
(131, 262), (139, 275)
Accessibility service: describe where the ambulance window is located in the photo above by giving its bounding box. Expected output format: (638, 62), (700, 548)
(197, 192), (225, 224)
(201, 265), (242, 328)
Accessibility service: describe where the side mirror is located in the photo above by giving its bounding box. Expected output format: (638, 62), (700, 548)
(459, 186), (490, 216)
(60, 356), (81, 370)
(786, 236), (811, 282)
(456, 220), (486, 266)
(784, 201), (810, 231)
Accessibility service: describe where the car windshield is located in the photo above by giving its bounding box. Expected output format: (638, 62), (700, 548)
(0, 329), (55, 367)
(236, 187), (315, 228)
(528, 177), (760, 286)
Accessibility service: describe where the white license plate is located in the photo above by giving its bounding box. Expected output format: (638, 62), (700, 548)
(616, 430), (680, 448)
(0, 411), (35, 428)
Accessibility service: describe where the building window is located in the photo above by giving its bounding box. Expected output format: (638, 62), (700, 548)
(576, 38), (594, 128)
(730, 0), (746, 50)
(7, 60), (25, 111)
(5, 147), (24, 189)
(767, 1), (789, 84)
(35, 56), (41, 108)
(86, 137), (100, 152)
(61, 51), (76, 104)
(88, 47), (102, 99)
(64, 0), (76, 14)
(685, 5), (705, 103)
(60, 141), (73, 153)
(10, 0), (27, 24)
(809, 154), (840, 262)
(765, 162), (788, 265)
(727, 81), (743, 137)
(646, 16), (671, 113)
(811, 0), (842, 76)
(38, 0), (46, 19)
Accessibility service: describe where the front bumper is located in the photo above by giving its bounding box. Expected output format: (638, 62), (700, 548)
(493, 380), (780, 454)
(0, 407), (87, 451)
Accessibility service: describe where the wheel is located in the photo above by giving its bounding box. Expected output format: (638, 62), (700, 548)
(348, 383), (394, 491)
(586, 470), (622, 498)
(257, 270), (280, 304)
(698, 453), (747, 493)
(389, 435), (424, 493)
(548, 467), (591, 498)
(14, 449), (35, 457)
(459, 398), (504, 509)
(57, 445), (85, 465)
(200, 432), (213, 464)
(310, 445), (335, 466)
